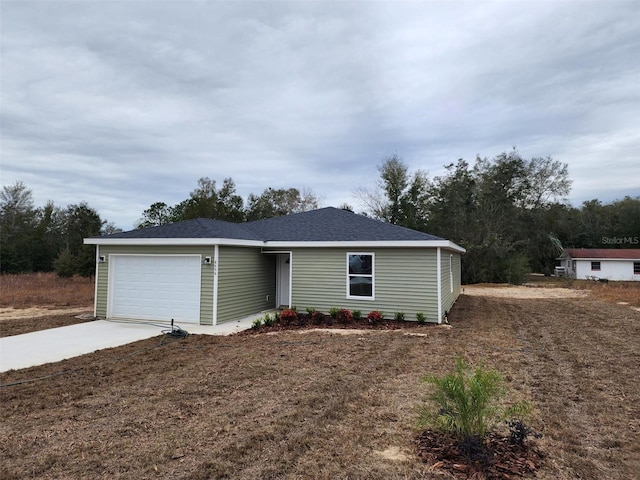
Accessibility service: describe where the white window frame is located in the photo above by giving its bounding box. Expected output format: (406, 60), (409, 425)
(346, 252), (375, 300)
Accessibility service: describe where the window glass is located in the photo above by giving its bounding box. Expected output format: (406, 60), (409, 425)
(634, 262), (640, 274)
(591, 261), (601, 271)
(349, 254), (372, 275)
(348, 254), (373, 298)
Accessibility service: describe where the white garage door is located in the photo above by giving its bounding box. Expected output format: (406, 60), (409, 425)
(109, 255), (201, 323)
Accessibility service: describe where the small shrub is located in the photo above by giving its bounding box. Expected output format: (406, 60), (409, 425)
(291, 305), (297, 312)
(394, 311), (405, 321)
(352, 310), (362, 321)
(280, 309), (298, 326)
(336, 308), (352, 324)
(305, 307), (315, 315)
(274, 312), (280, 324)
(311, 310), (325, 325)
(252, 318), (262, 329)
(329, 307), (340, 319)
(367, 310), (383, 324)
(416, 312), (426, 324)
(419, 357), (532, 445)
(262, 314), (274, 327)
(507, 419), (541, 445)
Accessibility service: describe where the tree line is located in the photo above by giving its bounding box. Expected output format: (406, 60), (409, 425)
(0, 182), (111, 276)
(0, 179), (319, 276)
(2, 152), (638, 283)
(136, 177), (318, 227)
(362, 150), (640, 283)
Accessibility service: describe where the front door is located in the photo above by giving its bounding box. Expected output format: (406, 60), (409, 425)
(276, 253), (291, 308)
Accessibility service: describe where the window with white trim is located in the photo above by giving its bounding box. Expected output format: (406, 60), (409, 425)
(347, 253), (374, 299)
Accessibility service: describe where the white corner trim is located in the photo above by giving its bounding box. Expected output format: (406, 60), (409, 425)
(212, 245), (219, 325)
(288, 252), (293, 307)
(93, 245), (99, 317)
(436, 247), (442, 324)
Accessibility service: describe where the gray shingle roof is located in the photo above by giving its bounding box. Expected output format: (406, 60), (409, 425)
(101, 218), (263, 241)
(245, 207), (443, 241)
(96, 207), (444, 242)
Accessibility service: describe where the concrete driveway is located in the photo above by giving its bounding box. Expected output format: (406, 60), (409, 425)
(0, 315), (260, 373)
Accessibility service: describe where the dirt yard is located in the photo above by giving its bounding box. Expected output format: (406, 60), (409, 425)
(0, 273), (94, 337)
(1, 288), (639, 479)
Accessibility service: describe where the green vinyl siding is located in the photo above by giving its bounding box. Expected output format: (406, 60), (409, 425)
(440, 252), (452, 318)
(440, 251), (462, 318)
(95, 245), (214, 324)
(452, 252), (461, 298)
(216, 247), (275, 324)
(291, 248), (439, 322)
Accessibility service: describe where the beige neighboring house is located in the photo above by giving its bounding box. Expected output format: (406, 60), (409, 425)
(85, 207), (465, 326)
(558, 248), (640, 281)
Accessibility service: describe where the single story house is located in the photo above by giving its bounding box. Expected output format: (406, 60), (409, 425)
(557, 248), (640, 281)
(84, 207), (465, 325)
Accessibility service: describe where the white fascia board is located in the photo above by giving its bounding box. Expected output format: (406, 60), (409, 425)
(84, 237), (466, 252)
(83, 237), (264, 247)
(263, 240), (466, 252)
(577, 257), (639, 262)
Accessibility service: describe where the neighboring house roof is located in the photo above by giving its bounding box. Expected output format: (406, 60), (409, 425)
(562, 248), (640, 260)
(86, 207), (465, 252)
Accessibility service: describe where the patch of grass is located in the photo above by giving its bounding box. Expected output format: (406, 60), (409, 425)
(0, 273), (94, 308)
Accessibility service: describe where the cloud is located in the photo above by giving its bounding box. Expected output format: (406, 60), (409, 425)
(1, 0), (638, 228)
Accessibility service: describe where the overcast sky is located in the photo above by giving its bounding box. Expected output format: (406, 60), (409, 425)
(1, 0), (639, 229)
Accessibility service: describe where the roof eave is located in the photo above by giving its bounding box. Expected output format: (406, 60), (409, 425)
(84, 237), (466, 252)
(568, 256), (639, 261)
(83, 238), (264, 247)
(262, 240), (466, 252)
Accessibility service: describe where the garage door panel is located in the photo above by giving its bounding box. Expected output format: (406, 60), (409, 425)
(109, 255), (201, 323)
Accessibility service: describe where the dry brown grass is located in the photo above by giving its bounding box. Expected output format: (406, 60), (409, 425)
(525, 275), (640, 307)
(1, 294), (639, 479)
(0, 273), (94, 308)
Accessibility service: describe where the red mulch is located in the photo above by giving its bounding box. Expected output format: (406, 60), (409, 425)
(416, 429), (544, 479)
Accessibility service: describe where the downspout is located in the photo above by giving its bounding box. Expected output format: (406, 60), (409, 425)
(436, 247), (442, 324)
(212, 245), (219, 325)
(93, 245), (99, 318)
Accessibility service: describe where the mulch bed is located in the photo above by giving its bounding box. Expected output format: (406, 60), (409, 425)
(416, 429), (544, 479)
(237, 312), (441, 335)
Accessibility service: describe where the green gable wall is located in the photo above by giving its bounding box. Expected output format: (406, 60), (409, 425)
(440, 251), (462, 319)
(290, 247), (440, 322)
(216, 247), (275, 324)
